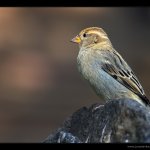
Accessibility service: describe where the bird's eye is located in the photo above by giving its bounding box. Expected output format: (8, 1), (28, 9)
(83, 33), (87, 37)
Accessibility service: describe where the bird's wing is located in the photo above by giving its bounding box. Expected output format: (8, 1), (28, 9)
(101, 50), (150, 105)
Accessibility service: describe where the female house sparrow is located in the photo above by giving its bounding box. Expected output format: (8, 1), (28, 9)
(71, 27), (150, 106)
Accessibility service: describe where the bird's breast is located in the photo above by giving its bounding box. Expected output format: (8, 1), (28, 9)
(77, 49), (135, 100)
(77, 50), (95, 80)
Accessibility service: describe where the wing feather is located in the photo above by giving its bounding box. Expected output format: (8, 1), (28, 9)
(101, 50), (150, 105)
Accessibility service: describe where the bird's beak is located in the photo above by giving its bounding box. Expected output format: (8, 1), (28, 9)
(70, 35), (81, 44)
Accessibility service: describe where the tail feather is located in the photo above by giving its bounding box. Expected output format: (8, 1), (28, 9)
(138, 94), (150, 106)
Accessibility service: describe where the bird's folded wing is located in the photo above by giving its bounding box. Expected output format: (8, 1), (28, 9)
(102, 63), (150, 105)
(102, 63), (144, 96)
(101, 50), (150, 105)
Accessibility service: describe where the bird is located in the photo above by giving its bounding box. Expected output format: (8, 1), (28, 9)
(71, 27), (150, 107)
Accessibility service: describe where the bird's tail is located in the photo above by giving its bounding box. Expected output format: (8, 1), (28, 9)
(139, 95), (150, 106)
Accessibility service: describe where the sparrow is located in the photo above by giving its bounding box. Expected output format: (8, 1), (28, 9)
(71, 27), (150, 106)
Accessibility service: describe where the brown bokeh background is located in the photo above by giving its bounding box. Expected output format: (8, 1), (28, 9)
(0, 7), (149, 142)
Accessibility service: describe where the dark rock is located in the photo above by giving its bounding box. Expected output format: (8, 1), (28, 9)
(43, 99), (150, 143)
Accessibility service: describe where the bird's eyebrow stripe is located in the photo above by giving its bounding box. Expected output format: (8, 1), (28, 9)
(87, 31), (107, 38)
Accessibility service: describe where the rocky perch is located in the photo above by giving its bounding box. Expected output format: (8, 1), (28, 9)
(43, 99), (150, 143)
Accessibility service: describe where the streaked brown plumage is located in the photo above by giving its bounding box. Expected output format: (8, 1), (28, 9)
(71, 27), (150, 106)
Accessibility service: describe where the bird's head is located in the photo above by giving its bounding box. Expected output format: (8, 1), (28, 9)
(71, 27), (112, 48)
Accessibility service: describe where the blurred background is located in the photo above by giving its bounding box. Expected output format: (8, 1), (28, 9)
(0, 7), (149, 142)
